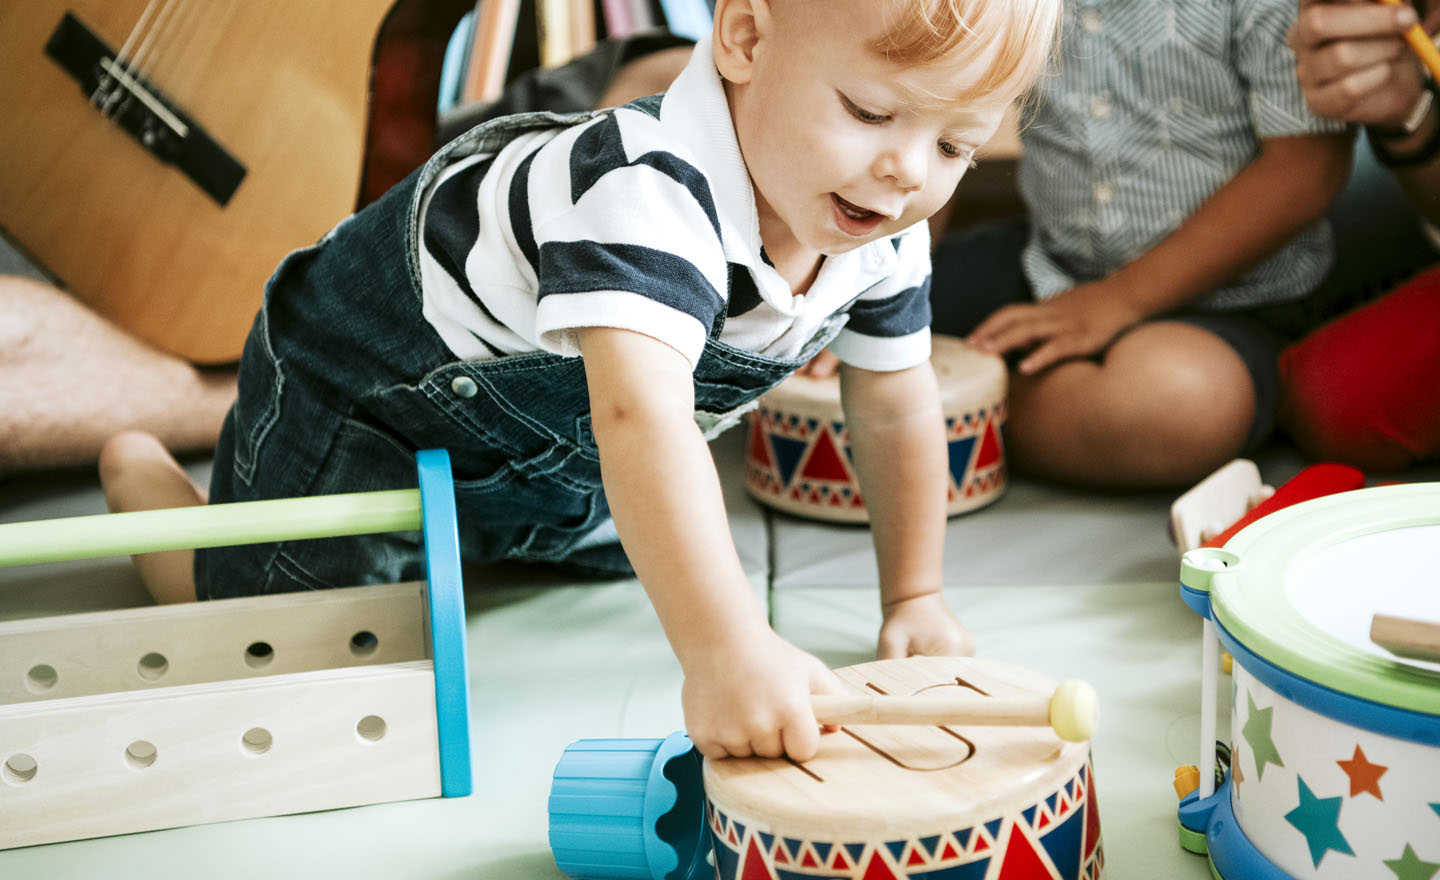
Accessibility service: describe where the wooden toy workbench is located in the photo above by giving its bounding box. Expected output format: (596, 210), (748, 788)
(0, 449), (472, 850)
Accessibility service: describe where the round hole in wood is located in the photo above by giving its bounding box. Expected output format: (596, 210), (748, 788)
(356, 715), (387, 743)
(3, 754), (37, 784)
(349, 631), (379, 658)
(241, 727), (273, 755)
(26, 664), (58, 693)
(137, 652), (169, 681)
(125, 741), (157, 769)
(244, 641), (275, 669)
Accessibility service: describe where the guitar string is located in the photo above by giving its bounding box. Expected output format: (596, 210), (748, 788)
(110, 0), (195, 128)
(118, 0), (181, 113)
(96, 0), (161, 116)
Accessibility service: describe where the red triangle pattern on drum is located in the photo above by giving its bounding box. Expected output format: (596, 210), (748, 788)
(740, 835), (776, 880)
(860, 850), (899, 880)
(747, 416), (773, 471)
(800, 429), (850, 482)
(976, 419), (1003, 469)
(997, 827), (1057, 879)
(1084, 764), (1101, 860)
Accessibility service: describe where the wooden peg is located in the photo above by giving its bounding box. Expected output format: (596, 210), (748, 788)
(810, 679), (1098, 742)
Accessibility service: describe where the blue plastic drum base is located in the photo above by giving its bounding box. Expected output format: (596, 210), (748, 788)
(1178, 776), (1292, 880)
(549, 732), (711, 880)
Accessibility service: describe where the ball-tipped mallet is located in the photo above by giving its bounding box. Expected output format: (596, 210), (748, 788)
(810, 678), (1099, 742)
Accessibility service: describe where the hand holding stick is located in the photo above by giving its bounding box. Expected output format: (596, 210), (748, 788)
(811, 679), (1099, 742)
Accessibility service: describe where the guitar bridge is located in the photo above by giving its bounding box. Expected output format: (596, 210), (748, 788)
(45, 12), (246, 205)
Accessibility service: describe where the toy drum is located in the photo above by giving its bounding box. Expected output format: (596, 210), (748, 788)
(745, 335), (1006, 522)
(704, 656), (1103, 880)
(1179, 483), (1440, 879)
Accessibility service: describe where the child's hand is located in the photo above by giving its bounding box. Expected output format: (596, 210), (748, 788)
(967, 278), (1145, 375)
(681, 628), (847, 763)
(878, 593), (976, 659)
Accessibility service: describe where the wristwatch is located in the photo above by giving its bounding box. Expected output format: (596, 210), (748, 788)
(1370, 81), (1436, 140)
(1368, 78), (1440, 167)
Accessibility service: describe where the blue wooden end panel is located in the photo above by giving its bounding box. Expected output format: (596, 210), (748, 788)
(416, 449), (473, 798)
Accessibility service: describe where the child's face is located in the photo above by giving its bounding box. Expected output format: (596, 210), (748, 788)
(722, 0), (1008, 268)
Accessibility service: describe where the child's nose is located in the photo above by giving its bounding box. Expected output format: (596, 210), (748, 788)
(875, 140), (927, 192)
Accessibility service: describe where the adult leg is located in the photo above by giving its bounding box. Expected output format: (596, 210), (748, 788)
(0, 276), (236, 476)
(1279, 266), (1440, 471)
(1004, 321), (1257, 488)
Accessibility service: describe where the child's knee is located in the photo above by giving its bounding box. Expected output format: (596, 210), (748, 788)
(97, 431), (170, 490)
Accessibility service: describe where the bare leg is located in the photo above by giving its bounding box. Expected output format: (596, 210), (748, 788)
(1003, 322), (1255, 489)
(98, 431), (203, 604)
(0, 276), (237, 477)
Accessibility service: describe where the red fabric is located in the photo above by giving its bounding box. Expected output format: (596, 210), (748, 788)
(1279, 265), (1440, 470)
(1201, 463), (1365, 549)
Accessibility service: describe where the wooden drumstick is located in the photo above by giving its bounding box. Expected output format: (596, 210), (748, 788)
(810, 679), (1099, 743)
(1371, 612), (1440, 663)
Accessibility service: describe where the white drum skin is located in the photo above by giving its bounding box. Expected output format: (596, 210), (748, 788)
(744, 336), (1007, 523)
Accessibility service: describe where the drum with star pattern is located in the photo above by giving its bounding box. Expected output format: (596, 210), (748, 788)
(1180, 483), (1440, 879)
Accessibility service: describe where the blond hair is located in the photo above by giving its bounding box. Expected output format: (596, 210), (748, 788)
(871, 0), (1060, 105)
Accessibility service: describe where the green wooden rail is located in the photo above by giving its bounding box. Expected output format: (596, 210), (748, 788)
(0, 490), (423, 567)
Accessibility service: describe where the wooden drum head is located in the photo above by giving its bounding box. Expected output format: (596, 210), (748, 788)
(703, 656), (1103, 879)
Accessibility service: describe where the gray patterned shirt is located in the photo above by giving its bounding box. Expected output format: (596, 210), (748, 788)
(1017, 0), (1349, 310)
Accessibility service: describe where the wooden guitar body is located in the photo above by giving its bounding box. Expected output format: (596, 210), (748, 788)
(0, 0), (467, 363)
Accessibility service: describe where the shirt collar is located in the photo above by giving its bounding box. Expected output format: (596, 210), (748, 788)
(660, 36), (760, 267)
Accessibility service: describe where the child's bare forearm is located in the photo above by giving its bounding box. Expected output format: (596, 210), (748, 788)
(839, 362), (947, 605)
(1107, 131), (1354, 314)
(601, 410), (767, 661)
(580, 327), (768, 667)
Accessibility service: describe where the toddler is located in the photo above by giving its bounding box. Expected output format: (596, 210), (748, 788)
(100, 0), (1060, 762)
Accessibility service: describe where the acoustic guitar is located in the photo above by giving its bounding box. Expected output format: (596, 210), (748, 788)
(0, 0), (470, 364)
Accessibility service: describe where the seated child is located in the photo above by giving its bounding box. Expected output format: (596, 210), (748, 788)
(927, 0), (1354, 489)
(98, 0), (1061, 763)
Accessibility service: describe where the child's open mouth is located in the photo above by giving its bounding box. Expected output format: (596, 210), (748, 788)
(830, 194), (885, 237)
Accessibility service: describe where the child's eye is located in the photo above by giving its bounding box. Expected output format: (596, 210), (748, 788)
(939, 141), (977, 166)
(840, 93), (890, 124)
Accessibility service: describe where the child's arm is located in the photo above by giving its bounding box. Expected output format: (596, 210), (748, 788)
(839, 360), (975, 659)
(969, 131), (1354, 373)
(578, 325), (845, 762)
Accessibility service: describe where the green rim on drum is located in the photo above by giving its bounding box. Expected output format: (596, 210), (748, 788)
(1186, 482), (1440, 716)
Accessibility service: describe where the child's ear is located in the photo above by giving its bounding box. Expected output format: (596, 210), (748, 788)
(712, 0), (767, 84)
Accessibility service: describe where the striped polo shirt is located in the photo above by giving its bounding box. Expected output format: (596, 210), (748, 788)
(416, 35), (933, 373)
(1017, 0), (1349, 310)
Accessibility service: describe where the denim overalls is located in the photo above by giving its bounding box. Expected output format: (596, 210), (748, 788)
(196, 110), (847, 599)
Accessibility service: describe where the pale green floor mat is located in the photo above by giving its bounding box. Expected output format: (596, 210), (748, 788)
(3, 427), (1435, 878)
